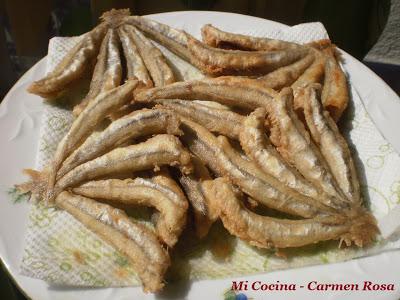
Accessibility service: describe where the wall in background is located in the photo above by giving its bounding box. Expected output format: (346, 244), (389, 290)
(365, 0), (400, 65)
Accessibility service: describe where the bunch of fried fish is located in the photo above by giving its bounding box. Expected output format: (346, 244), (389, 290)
(20, 9), (378, 293)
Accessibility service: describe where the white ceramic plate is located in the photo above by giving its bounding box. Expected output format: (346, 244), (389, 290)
(1, 11), (400, 300)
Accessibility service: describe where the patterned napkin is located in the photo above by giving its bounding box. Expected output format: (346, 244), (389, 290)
(19, 21), (400, 287)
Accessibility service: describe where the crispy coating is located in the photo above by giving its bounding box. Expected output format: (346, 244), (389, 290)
(201, 24), (303, 51)
(321, 47), (349, 121)
(73, 28), (123, 116)
(187, 33), (309, 76)
(268, 88), (349, 209)
(27, 24), (107, 99)
(15, 169), (48, 202)
(54, 134), (192, 197)
(55, 191), (169, 292)
(203, 178), (377, 248)
(303, 84), (360, 205)
(57, 108), (180, 179)
(291, 50), (326, 112)
(124, 25), (175, 87)
(192, 100), (231, 110)
(46, 80), (139, 202)
(125, 15), (191, 61)
(240, 108), (319, 200)
(118, 25), (153, 87)
(216, 135), (337, 217)
(72, 174), (188, 247)
(291, 50), (326, 90)
(257, 54), (315, 90)
(179, 118), (335, 218)
(100, 8), (130, 28)
(178, 156), (218, 238)
(306, 39), (332, 50)
(154, 99), (243, 139)
(108, 102), (147, 121)
(135, 76), (278, 110)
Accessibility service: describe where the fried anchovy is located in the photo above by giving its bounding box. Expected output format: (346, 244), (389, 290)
(154, 99), (243, 139)
(268, 88), (349, 208)
(72, 174), (188, 247)
(135, 76), (278, 110)
(178, 156), (218, 238)
(124, 24), (175, 87)
(57, 108), (180, 179)
(53, 134), (192, 198)
(187, 33), (309, 76)
(303, 84), (360, 205)
(179, 118), (335, 218)
(73, 28), (123, 116)
(118, 25), (153, 87)
(55, 191), (170, 292)
(46, 80), (139, 201)
(203, 178), (377, 248)
(124, 15), (191, 61)
(27, 24), (107, 99)
(201, 24), (303, 51)
(240, 107), (320, 200)
(321, 47), (349, 121)
(257, 54), (315, 90)
(291, 50), (326, 111)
